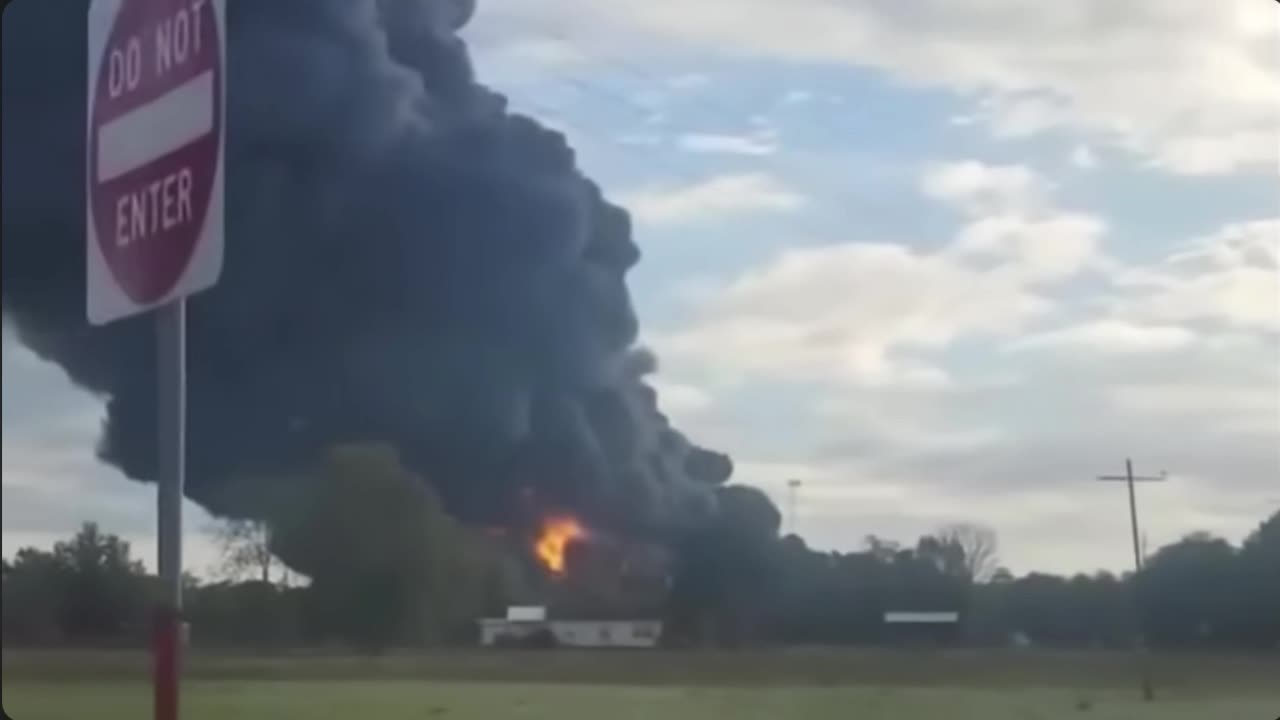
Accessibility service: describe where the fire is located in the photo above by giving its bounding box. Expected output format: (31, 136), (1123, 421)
(534, 515), (588, 577)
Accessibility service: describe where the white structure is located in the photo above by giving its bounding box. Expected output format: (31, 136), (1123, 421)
(882, 610), (961, 646)
(545, 620), (662, 648)
(884, 611), (960, 625)
(478, 607), (662, 648)
(506, 606), (547, 622)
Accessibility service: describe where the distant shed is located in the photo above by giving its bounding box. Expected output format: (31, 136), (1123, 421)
(883, 610), (961, 646)
(884, 611), (959, 625)
(506, 606), (547, 622)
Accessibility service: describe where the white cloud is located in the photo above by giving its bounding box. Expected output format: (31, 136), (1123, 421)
(781, 90), (813, 105)
(978, 95), (1066, 138)
(677, 131), (778, 156)
(732, 459), (914, 521)
(658, 241), (1052, 389)
(642, 202), (1275, 574)
(668, 73), (711, 90)
(464, 31), (589, 89)
(647, 378), (714, 417)
(1110, 218), (1280, 333)
(1070, 145), (1099, 170)
(1010, 320), (1197, 354)
(1155, 131), (1280, 176)
(1109, 382), (1279, 436)
(495, 0), (1280, 175)
(815, 398), (1010, 457)
(658, 162), (1103, 389)
(630, 89), (666, 111)
(618, 172), (806, 224)
(1009, 218), (1278, 360)
(617, 132), (663, 148)
(925, 162), (1108, 281)
(644, 111), (669, 127)
(797, 363), (1279, 570)
(950, 213), (1106, 281)
(493, 38), (587, 67)
(922, 161), (1049, 215)
(740, 421), (1276, 572)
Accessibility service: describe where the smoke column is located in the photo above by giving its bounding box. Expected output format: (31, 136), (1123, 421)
(1, 0), (743, 539)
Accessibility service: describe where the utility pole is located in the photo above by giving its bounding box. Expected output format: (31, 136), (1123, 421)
(1097, 459), (1167, 703)
(786, 479), (802, 536)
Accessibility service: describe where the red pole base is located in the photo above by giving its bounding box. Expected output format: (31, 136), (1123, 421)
(152, 607), (182, 720)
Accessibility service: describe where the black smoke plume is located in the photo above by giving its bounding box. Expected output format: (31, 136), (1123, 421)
(2, 0), (752, 542)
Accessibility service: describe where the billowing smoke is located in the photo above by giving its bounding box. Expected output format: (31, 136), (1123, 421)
(1, 0), (745, 540)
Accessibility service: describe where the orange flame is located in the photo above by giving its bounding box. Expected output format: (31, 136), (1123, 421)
(535, 515), (588, 577)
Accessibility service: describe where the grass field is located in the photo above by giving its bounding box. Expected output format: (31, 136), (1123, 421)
(4, 650), (1278, 719)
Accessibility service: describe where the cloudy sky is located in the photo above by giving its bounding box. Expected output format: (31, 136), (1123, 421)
(4, 0), (1277, 576)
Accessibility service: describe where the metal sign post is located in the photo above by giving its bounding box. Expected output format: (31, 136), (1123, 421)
(87, 2), (225, 717)
(154, 300), (187, 720)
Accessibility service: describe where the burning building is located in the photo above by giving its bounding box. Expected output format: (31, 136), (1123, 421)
(534, 515), (589, 578)
(473, 513), (671, 648)
(546, 516), (668, 607)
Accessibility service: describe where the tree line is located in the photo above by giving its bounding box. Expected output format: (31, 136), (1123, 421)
(2, 444), (1276, 652)
(668, 491), (1278, 651)
(759, 521), (1279, 650)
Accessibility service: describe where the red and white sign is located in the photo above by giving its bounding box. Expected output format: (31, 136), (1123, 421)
(87, 0), (224, 325)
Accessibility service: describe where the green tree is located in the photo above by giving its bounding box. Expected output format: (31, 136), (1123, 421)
(1234, 511), (1280, 649)
(52, 523), (147, 641)
(268, 444), (491, 651)
(208, 518), (284, 585)
(185, 580), (301, 649)
(1139, 532), (1238, 648)
(666, 486), (782, 647)
(937, 523), (999, 583)
(1, 524), (147, 645)
(2, 547), (71, 644)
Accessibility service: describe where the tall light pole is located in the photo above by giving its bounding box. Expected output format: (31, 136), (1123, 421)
(1097, 459), (1167, 702)
(786, 479), (802, 536)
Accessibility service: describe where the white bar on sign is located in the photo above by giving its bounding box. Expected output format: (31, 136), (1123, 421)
(97, 71), (215, 183)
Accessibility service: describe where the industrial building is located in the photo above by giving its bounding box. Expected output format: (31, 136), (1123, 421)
(478, 606), (663, 649)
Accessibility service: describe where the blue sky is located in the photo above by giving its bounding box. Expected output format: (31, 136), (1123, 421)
(4, 0), (1277, 576)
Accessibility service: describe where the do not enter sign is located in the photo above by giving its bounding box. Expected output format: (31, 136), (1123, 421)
(87, 0), (225, 325)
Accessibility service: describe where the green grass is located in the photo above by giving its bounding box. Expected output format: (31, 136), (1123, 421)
(3, 651), (1278, 719)
(5, 681), (1278, 720)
